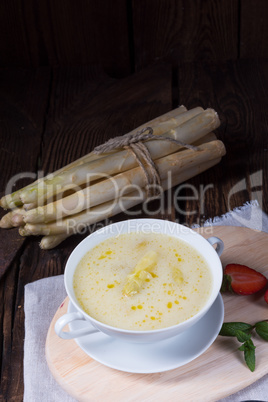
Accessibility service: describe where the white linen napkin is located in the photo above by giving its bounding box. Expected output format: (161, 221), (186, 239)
(23, 200), (268, 402)
(24, 275), (75, 402)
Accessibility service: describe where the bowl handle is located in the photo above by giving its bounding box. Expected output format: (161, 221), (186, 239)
(206, 236), (224, 257)
(55, 312), (99, 339)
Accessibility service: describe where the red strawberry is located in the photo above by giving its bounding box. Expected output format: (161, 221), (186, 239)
(265, 289), (268, 304)
(221, 264), (268, 295)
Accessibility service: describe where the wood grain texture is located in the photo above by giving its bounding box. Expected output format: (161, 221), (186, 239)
(0, 67), (50, 277)
(240, 0), (268, 58)
(41, 64), (172, 174)
(175, 60), (268, 226)
(1, 0), (268, 78)
(45, 227), (268, 401)
(0, 2), (35, 67)
(0, 259), (25, 400)
(0, 68), (50, 400)
(132, 0), (238, 71)
(0, 0), (131, 77)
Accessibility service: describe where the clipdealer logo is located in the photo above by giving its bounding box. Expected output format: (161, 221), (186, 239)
(2, 169), (263, 235)
(227, 170), (262, 230)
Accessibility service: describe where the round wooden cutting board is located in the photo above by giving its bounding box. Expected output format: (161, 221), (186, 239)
(46, 226), (268, 402)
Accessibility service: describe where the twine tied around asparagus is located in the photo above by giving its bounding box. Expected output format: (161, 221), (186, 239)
(94, 127), (198, 198)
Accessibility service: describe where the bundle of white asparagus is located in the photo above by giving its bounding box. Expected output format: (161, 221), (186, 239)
(0, 105), (226, 249)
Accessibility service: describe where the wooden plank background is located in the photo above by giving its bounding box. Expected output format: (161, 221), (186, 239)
(176, 60), (268, 225)
(0, 1), (267, 76)
(132, 0), (238, 69)
(0, 68), (51, 276)
(0, 1), (268, 400)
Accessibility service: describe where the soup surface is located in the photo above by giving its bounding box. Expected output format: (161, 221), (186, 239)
(73, 232), (212, 330)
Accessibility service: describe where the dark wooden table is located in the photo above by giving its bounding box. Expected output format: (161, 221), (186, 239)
(0, 60), (267, 400)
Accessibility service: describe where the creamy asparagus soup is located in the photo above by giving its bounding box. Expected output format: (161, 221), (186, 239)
(73, 232), (212, 330)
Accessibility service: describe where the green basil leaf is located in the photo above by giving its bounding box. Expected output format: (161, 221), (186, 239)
(255, 321), (268, 341)
(219, 322), (253, 337)
(236, 330), (251, 343)
(238, 339), (256, 372)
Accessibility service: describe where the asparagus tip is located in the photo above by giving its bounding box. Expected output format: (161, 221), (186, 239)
(40, 234), (69, 249)
(39, 240), (46, 250)
(11, 214), (25, 227)
(23, 203), (36, 211)
(0, 216), (12, 228)
(0, 197), (8, 210)
(19, 227), (27, 236)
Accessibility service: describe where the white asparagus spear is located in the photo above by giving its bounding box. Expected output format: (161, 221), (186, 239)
(22, 139), (225, 225)
(194, 132), (216, 145)
(0, 106), (188, 210)
(19, 107), (205, 207)
(0, 208), (26, 228)
(11, 132), (218, 227)
(26, 156), (222, 239)
(20, 108), (219, 218)
(39, 233), (70, 249)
